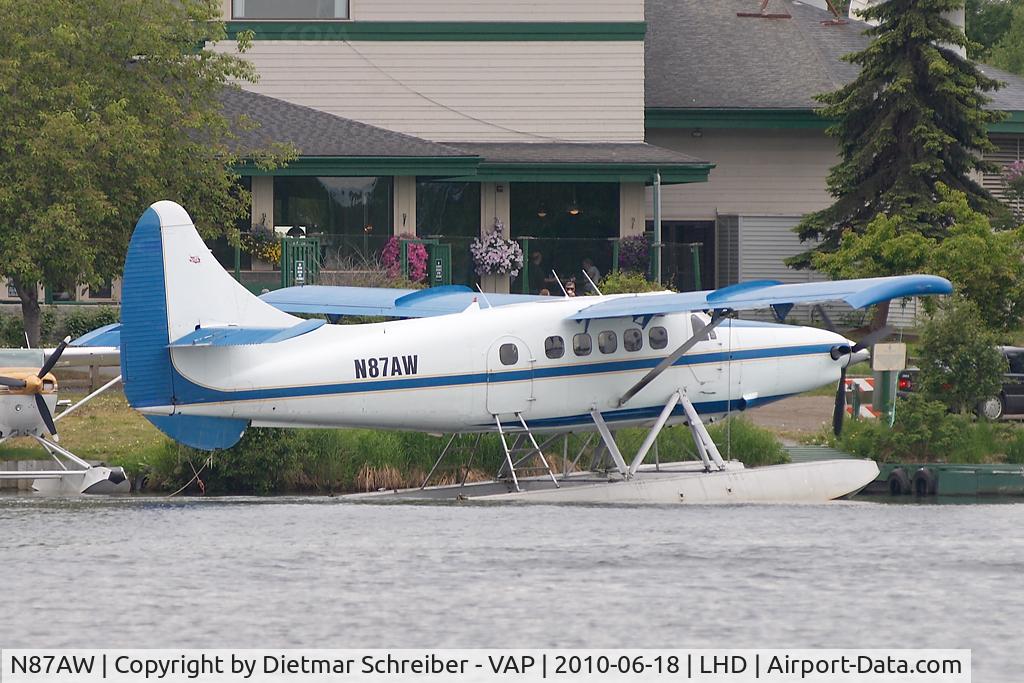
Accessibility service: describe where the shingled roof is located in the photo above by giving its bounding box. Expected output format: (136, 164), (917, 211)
(220, 87), (471, 158)
(646, 0), (1024, 112)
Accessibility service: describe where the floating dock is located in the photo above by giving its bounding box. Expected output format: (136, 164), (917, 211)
(784, 446), (1024, 497)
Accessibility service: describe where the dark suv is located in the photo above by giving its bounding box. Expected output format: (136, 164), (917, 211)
(899, 346), (1024, 420)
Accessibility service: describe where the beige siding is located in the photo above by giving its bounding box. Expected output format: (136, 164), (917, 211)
(220, 0), (643, 22)
(213, 40), (645, 142)
(645, 128), (837, 220)
(351, 0), (643, 22)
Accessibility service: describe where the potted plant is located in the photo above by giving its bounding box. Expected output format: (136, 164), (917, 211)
(470, 218), (523, 293)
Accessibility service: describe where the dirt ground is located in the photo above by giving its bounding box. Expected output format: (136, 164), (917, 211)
(744, 395), (835, 442)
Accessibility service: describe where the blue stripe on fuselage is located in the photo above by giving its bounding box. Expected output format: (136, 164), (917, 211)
(163, 343), (834, 406)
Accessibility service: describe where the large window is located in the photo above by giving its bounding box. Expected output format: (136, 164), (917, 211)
(510, 182), (618, 295)
(274, 176), (391, 234)
(233, 0), (349, 19)
(417, 180), (481, 285)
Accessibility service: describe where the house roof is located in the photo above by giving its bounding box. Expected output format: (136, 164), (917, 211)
(224, 87), (712, 182)
(645, 0), (1024, 113)
(220, 87), (471, 159)
(448, 142), (713, 183)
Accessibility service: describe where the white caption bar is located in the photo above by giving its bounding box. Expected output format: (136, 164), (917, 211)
(1, 649), (970, 682)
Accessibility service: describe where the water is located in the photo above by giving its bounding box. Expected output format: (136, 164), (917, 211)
(1, 496), (1021, 680)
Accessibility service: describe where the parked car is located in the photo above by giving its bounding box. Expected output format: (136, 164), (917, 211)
(897, 346), (1024, 420)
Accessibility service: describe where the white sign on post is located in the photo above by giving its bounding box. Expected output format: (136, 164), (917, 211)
(872, 342), (907, 372)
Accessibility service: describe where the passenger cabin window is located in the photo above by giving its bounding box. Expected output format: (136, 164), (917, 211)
(598, 331), (617, 354)
(499, 343), (519, 365)
(545, 336), (565, 359)
(573, 333), (592, 356)
(624, 328), (642, 352)
(690, 315), (717, 341)
(233, 0), (350, 19)
(649, 326), (668, 350)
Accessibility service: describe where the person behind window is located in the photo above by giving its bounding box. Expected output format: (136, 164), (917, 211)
(564, 279), (577, 297)
(582, 257), (601, 294)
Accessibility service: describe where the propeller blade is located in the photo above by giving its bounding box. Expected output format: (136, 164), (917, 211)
(833, 365), (848, 437)
(38, 335), (71, 378)
(0, 376), (27, 388)
(35, 393), (58, 441)
(853, 325), (893, 353)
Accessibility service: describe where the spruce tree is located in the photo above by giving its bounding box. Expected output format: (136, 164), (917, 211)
(789, 0), (1006, 270)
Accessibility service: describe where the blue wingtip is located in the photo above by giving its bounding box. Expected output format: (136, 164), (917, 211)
(845, 275), (953, 309)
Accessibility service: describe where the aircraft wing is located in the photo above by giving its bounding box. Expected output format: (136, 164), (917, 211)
(49, 322), (122, 367)
(570, 274), (952, 321)
(260, 284), (553, 318)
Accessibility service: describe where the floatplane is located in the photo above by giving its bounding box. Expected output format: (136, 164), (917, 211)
(88, 200), (950, 503)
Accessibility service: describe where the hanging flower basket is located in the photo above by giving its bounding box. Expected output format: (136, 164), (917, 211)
(381, 234), (428, 283)
(240, 225), (281, 264)
(618, 234), (651, 274)
(470, 218), (523, 277)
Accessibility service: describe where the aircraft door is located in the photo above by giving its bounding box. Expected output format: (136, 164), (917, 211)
(486, 336), (534, 416)
(687, 313), (727, 396)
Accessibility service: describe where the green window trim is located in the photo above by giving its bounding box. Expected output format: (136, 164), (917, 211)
(646, 107), (1024, 134)
(225, 20), (646, 42)
(236, 157), (713, 185)
(446, 162), (714, 185)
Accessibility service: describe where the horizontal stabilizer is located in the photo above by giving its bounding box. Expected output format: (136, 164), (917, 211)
(145, 414), (247, 450)
(71, 323), (121, 348)
(571, 274), (953, 321)
(169, 319), (325, 348)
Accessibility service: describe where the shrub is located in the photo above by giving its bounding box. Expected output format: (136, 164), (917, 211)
(0, 307), (57, 347)
(62, 306), (119, 340)
(917, 297), (1005, 415)
(597, 271), (670, 294)
(708, 417), (789, 467)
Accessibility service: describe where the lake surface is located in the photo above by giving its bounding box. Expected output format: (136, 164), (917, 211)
(1, 495), (1021, 681)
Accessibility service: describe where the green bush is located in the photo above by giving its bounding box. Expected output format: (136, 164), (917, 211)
(836, 394), (1018, 464)
(0, 308), (56, 347)
(708, 417), (790, 467)
(597, 271), (671, 294)
(62, 305), (119, 340)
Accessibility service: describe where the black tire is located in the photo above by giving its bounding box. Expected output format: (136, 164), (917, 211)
(888, 468), (911, 496)
(977, 395), (1004, 421)
(912, 467), (938, 496)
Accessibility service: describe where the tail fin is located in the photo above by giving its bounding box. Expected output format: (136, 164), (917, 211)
(120, 201), (299, 450)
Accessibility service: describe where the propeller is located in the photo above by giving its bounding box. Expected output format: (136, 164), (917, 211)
(0, 336), (70, 441)
(814, 305), (893, 436)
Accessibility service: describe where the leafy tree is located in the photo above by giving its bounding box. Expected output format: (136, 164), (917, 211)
(814, 185), (1024, 329)
(918, 297), (1006, 414)
(789, 0), (1006, 272)
(966, 0), (1020, 62)
(0, 0), (290, 345)
(989, 2), (1024, 74)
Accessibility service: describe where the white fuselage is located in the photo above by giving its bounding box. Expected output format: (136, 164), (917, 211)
(149, 295), (851, 433)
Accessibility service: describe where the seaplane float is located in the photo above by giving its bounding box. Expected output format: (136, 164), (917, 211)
(63, 199), (947, 504)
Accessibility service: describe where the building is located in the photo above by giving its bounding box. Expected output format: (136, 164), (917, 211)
(10, 0), (1024, 303)
(645, 0), (1024, 290)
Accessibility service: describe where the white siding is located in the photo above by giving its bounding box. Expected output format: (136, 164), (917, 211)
(215, 40), (645, 142)
(646, 128), (837, 220)
(221, 0), (644, 22)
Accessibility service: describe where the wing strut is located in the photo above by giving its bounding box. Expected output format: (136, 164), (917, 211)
(618, 309), (730, 407)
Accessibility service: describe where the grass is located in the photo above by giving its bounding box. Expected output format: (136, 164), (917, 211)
(0, 387), (790, 494)
(0, 390), (167, 474)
